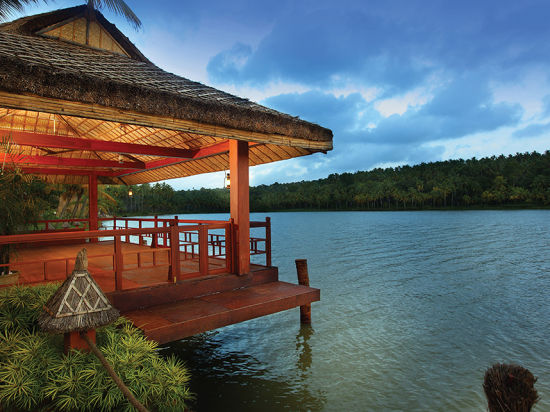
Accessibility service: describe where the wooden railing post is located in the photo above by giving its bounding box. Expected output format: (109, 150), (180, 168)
(113, 215), (117, 231)
(138, 220), (143, 245)
(125, 219), (129, 243)
(114, 236), (123, 291)
(295, 259), (311, 324)
(199, 225), (209, 276)
(225, 220), (233, 272)
(151, 215), (158, 249)
(266, 217), (272, 267)
(168, 223), (180, 283)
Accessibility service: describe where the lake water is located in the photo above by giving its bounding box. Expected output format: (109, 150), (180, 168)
(156, 210), (550, 411)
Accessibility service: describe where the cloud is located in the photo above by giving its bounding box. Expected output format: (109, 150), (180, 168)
(512, 121), (550, 138)
(263, 90), (378, 142)
(367, 76), (523, 144)
(542, 94), (550, 117)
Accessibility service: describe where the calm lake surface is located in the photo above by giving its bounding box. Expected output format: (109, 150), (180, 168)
(156, 210), (550, 411)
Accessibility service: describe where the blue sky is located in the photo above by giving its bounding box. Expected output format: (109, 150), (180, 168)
(9, 0), (550, 189)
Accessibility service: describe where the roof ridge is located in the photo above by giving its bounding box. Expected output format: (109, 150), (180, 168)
(0, 5), (149, 63)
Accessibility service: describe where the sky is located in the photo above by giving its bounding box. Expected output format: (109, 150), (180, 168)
(7, 0), (550, 190)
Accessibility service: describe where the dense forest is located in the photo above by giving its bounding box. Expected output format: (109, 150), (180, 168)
(102, 151), (550, 215)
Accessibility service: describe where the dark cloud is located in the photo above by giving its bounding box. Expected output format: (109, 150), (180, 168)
(207, 0), (550, 94)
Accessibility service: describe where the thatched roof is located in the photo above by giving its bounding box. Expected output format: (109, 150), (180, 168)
(38, 249), (119, 333)
(0, 6), (333, 185)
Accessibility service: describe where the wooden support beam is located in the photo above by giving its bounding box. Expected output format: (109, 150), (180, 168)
(295, 259), (312, 324)
(88, 174), (98, 233)
(0, 153), (145, 169)
(14, 167), (119, 176)
(0, 91), (333, 151)
(229, 140), (250, 275)
(114, 141), (233, 177)
(4, 130), (198, 158)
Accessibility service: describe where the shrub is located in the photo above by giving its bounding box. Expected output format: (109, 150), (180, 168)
(0, 284), (192, 411)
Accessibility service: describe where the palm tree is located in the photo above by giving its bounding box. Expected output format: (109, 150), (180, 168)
(0, 0), (141, 28)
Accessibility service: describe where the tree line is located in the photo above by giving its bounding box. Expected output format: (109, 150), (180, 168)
(103, 150), (550, 215)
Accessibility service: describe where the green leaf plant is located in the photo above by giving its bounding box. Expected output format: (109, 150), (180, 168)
(0, 284), (192, 411)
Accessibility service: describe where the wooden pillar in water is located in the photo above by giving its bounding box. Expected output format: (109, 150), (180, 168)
(295, 259), (312, 324)
(230, 140), (250, 275)
(89, 174), (98, 242)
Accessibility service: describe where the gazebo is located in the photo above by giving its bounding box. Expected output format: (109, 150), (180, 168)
(0, 5), (333, 343)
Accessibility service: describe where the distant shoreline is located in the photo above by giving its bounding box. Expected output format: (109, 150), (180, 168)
(112, 204), (550, 218)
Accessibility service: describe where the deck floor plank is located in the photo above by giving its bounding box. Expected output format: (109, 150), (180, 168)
(123, 281), (320, 344)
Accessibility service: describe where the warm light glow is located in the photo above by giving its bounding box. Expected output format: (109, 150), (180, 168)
(225, 172), (230, 189)
(128, 189), (133, 197)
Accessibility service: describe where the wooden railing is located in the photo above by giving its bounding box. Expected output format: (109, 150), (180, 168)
(0, 216), (272, 290)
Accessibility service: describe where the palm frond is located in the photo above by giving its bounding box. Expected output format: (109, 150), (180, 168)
(88, 0), (141, 28)
(0, 0), (40, 21)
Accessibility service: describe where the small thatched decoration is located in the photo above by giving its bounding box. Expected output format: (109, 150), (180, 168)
(483, 363), (539, 412)
(38, 249), (119, 333)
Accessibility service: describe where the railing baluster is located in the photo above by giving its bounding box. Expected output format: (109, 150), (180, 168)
(199, 225), (208, 276)
(168, 223), (180, 283)
(114, 235), (123, 290)
(266, 217), (272, 267)
(225, 222), (232, 272)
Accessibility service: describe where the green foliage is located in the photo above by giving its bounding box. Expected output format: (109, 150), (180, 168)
(103, 150), (550, 214)
(0, 136), (54, 274)
(0, 284), (192, 411)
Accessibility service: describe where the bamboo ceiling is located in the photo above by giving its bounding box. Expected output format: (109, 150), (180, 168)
(0, 108), (312, 185)
(0, 6), (332, 185)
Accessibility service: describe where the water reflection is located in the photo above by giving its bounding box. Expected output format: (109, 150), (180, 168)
(296, 325), (314, 374)
(162, 330), (326, 411)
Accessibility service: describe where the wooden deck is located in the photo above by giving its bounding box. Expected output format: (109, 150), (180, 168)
(9, 241), (320, 343)
(123, 279), (319, 344)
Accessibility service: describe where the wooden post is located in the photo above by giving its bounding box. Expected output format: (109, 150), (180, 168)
(199, 225), (209, 276)
(225, 220), (233, 272)
(295, 259), (312, 324)
(265, 217), (272, 267)
(151, 215), (158, 249)
(113, 215), (117, 230)
(89, 174), (98, 243)
(114, 235), (123, 290)
(64, 329), (95, 354)
(229, 140), (250, 275)
(168, 224), (180, 283)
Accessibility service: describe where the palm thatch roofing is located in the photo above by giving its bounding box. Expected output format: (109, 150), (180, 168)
(38, 249), (119, 333)
(0, 5), (333, 185)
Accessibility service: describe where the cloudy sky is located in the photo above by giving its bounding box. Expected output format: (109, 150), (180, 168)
(9, 0), (550, 189)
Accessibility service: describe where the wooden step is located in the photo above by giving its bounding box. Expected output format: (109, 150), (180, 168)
(122, 281), (320, 344)
(108, 265), (278, 312)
